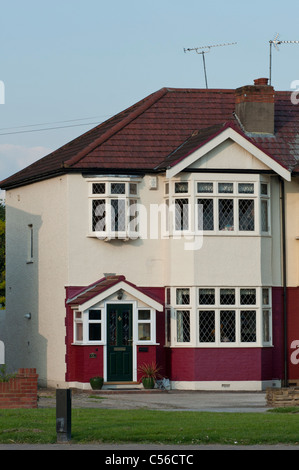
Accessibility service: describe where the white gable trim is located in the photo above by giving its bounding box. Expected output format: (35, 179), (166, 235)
(166, 127), (291, 181)
(74, 281), (163, 312)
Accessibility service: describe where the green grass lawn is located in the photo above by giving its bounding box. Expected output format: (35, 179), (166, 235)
(1, 408), (299, 446)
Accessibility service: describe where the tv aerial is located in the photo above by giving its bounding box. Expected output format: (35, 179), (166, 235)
(184, 42), (237, 88)
(269, 33), (299, 85)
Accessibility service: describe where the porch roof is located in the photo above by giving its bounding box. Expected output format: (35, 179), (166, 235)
(66, 275), (164, 311)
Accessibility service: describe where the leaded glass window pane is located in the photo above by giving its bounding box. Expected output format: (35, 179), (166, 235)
(219, 199), (234, 231)
(177, 310), (190, 342)
(261, 183), (268, 196)
(92, 183), (106, 194)
(220, 289), (235, 305)
(239, 199), (254, 231)
(262, 288), (270, 306)
(198, 199), (214, 230)
(220, 310), (236, 342)
(111, 199), (126, 231)
(176, 288), (190, 305)
(166, 309), (171, 343)
(129, 183), (137, 195)
(111, 183), (126, 194)
(175, 182), (189, 193)
(261, 200), (269, 232)
(219, 182), (233, 193)
(240, 289), (256, 305)
(92, 199), (106, 231)
(199, 310), (215, 343)
(263, 309), (271, 343)
(197, 182), (213, 193)
(240, 310), (256, 342)
(198, 288), (215, 305)
(238, 183), (254, 194)
(175, 199), (189, 230)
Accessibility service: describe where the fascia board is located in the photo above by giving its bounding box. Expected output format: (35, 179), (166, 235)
(166, 127), (291, 181)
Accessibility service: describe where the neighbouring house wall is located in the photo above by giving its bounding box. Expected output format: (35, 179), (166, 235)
(4, 176), (69, 387)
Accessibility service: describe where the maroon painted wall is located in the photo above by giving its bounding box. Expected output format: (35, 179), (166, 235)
(64, 285), (297, 386)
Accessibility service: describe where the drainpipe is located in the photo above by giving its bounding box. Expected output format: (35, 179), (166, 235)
(280, 177), (288, 387)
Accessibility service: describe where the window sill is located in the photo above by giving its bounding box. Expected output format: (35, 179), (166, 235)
(87, 233), (140, 241)
(71, 342), (104, 346)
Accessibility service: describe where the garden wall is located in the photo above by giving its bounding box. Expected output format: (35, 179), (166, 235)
(0, 368), (38, 409)
(266, 387), (299, 408)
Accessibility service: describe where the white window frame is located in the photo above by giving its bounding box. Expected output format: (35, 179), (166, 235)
(87, 309), (103, 344)
(195, 180), (258, 235)
(88, 178), (141, 240)
(197, 287), (272, 347)
(164, 179), (193, 236)
(73, 308), (104, 345)
(260, 182), (271, 235)
(137, 308), (154, 343)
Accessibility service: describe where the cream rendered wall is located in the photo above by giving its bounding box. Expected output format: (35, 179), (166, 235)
(5, 176), (68, 387)
(66, 173), (168, 288)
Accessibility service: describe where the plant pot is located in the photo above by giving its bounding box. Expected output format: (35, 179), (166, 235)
(142, 377), (155, 389)
(90, 377), (104, 390)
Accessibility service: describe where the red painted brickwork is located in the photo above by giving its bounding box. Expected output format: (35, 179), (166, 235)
(0, 368), (38, 409)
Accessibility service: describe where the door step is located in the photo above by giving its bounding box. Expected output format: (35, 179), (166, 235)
(103, 382), (143, 390)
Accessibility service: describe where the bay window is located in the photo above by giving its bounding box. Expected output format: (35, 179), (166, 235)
(89, 179), (140, 239)
(172, 286), (272, 347)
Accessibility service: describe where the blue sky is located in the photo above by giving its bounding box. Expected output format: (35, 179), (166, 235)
(1, 0), (299, 189)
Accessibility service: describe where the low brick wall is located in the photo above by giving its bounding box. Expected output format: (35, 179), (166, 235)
(0, 368), (38, 409)
(266, 387), (299, 408)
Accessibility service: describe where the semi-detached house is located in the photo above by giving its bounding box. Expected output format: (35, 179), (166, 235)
(1, 77), (299, 390)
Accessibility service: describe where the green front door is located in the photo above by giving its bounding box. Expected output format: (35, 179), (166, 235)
(107, 304), (133, 382)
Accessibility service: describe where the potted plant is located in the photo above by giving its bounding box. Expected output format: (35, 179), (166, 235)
(89, 376), (104, 390)
(138, 362), (161, 389)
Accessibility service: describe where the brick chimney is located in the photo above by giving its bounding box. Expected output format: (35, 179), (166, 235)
(235, 78), (275, 134)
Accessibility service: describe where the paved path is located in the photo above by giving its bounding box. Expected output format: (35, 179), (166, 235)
(38, 388), (270, 413)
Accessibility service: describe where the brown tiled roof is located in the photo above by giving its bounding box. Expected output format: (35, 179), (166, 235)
(1, 87), (299, 189)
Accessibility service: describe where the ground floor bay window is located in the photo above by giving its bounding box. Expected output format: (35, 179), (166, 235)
(165, 286), (272, 348)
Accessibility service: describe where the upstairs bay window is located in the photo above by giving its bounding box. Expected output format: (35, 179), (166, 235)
(89, 180), (140, 239)
(166, 178), (270, 236)
(196, 180), (270, 235)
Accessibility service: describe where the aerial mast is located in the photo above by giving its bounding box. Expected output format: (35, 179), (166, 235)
(269, 33), (299, 85)
(184, 42), (237, 88)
